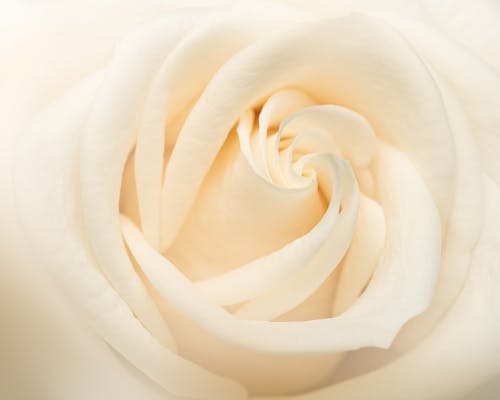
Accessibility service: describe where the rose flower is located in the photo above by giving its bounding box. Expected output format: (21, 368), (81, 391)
(1, 1), (499, 399)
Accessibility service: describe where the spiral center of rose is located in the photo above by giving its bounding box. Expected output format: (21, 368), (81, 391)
(120, 87), (379, 323)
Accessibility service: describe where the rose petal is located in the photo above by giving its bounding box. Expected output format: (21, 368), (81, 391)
(276, 105), (376, 167)
(390, 71), (485, 352)
(14, 72), (245, 400)
(421, 0), (500, 72)
(253, 177), (500, 400)
(253, 89), (316, 180)
(135, 8), (299, 249)
(233, 159), (358, 320)
(167, 131), (325, 283)
(79, 10), (198, 350)
(161, 13), (455, 255)
(122, 142), (440, 354)
(332, 194), (385, 316)
(322, 24), (490, 379)
(386, 15), (500, 187)
(193, 154), (344, 306)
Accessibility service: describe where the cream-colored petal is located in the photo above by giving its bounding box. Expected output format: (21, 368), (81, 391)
(281, 128), (337, 188)
(123, 214), (342, 394)
(120, 152), (141, 227)
(320, 21), (494, 378)
(194, 154), (343, 306)
(343, 141), (441, 339)
(236, 109), (258, 171)
(123, 143), (440, 354)
(254, 177), (500, 400)
(79, 12), (197, 350)
(161, 13), (455, 257)
(332, 194), (385, 316)
(234, 159), (358, 320)
(135, 8), (296, 250)
(390, 71), (485, 353)
(277, 105), (376, 167)
(167, 131), (325, 283)
(421, 0), (500, 72)
(254, 89), (316, 179)
(14, 72), (245, 400)
(158, 4), (310, 250)
(386, 16), (500, 186)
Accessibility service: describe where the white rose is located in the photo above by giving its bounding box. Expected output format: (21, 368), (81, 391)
(1, 0), (500, 399)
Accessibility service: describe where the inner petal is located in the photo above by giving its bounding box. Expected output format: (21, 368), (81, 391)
(234, 158), (359, 320)
(159, 13), (455, 260)
(166, 130), (326, 284)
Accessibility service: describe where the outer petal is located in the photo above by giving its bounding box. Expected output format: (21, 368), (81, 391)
(331, 18), (494, 380)
(0, 2), (187, 399)
(421, 0), (500, 72)
(14, 66), (246, 400)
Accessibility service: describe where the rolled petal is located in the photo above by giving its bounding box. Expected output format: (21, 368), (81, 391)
(194, 155), (344, 306)
(332, 195), (385, 316)
(234, 159), (359, 320)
